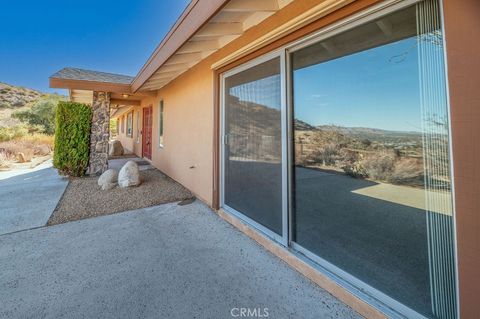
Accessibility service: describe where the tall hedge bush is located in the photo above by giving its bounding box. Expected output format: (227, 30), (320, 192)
(53, 101), (92, 176)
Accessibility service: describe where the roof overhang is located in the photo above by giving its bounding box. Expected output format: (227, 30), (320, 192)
(133, 0), (294, 92)
(51, 0), (354, 95)
(50, 77), (132, 94)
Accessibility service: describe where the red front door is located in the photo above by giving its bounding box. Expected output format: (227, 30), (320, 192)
(142, 105), (153, 160)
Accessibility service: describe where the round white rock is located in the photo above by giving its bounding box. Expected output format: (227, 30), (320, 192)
(98, 169), (118, 191)
(118, 161), (141, 188)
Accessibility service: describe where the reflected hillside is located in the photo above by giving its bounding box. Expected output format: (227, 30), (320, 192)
(295, 121), (450, 189)
(225, 93), (451, 190)
(226, 94), (281, 163)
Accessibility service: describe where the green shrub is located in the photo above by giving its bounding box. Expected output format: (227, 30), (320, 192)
(13, 94), (64, 134)
(53, 101), (92, 176)
(0, 126), (28, 142)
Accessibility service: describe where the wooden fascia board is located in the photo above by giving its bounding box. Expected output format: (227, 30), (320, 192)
(131, 0), (230, 92)
(110, 98), (141, 106)
(49, 77), (132, 94)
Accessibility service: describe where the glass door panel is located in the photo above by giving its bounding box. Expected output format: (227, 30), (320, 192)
(223, 57), (283, 236)
(291, 1), (456, 318)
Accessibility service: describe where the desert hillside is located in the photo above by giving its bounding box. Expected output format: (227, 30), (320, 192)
(0, 82), (65, 169)
(224, 95), (442, 188)
(0, 82), (42, 108)
(0, 82), (44, 127)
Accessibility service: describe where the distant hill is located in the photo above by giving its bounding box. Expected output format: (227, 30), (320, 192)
(0, 82), (60, 128)
(294, 119), (316, 131)
(317, 125), (421, 136)
(316, 125), (423, 145)
(0, 82), (43, 109)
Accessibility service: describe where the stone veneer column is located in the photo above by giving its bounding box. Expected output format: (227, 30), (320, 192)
(88, 91), (110, 175)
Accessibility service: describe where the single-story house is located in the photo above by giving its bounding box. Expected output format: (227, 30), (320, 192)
(49, 0), (479, 318)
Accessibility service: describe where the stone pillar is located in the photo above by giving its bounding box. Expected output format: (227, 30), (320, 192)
(87, 91), (110, 175)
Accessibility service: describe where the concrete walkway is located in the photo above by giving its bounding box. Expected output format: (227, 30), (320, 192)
(0, 200), (360, 319)
(109, 156), (154, 171)
(0, 160), (68, 235)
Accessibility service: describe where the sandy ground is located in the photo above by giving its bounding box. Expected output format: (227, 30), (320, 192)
(48, 169), (193, 225)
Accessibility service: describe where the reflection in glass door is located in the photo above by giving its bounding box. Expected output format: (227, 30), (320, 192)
(220, 0), (456, 318)
(222, 56), (284, 237)
(290, 1), (456, 318)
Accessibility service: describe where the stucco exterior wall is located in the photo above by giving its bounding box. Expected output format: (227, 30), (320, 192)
(133, 0), (381, 207)
(443, 0), (480, 317)
(116, 113), (135, 153)
(114, 111), (141, 156)
(138, 60), (214, 204)
(103, 0), (478, 316)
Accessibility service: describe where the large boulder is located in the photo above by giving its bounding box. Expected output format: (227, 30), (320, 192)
(118, 161), (141, 188)
(109, 140), (124, 156)
(98, 169), (118, 190)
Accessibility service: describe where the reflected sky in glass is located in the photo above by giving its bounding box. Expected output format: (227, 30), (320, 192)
(294, 36), (422, 132)
(229, 75), (281, 110)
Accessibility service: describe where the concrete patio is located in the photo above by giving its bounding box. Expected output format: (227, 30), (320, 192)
(0, 200), (360, 319)
(0, 160), (68, 235)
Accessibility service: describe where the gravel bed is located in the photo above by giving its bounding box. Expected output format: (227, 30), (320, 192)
(48, 169), (193, 225)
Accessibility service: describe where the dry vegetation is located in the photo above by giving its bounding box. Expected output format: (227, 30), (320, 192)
(226, 95), (451, 189)
(294, 128), (426, 187)
(0, 134), (54, 169)
(0, 82), (62, 170)
(0, 82), (42, 108)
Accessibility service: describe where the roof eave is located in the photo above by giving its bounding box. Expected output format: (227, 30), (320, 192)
(131, 0), (229, 92)
(49, 77), (133, 94)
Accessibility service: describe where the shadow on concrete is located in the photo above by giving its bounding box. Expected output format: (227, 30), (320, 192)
(293, 166), (432, 316)
(224, 159), (438, 316)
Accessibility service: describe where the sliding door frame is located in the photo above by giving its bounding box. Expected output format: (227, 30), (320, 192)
(220, 49), (289, 246)
(284, 1), (458, 318)
(219, 0), (457, 317)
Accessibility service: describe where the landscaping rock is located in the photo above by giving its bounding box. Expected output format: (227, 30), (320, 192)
(98, 169), (118, 190)
(109, 140), (124, 156)
(16, 152), (26, 163)
(101, 182), (117, 191)
(118, 161), (141, 187)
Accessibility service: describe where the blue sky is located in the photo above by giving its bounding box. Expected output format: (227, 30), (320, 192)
(293, 37), (422, 132)
(229, 37), (423, 133)
(0, 0), (190, 94)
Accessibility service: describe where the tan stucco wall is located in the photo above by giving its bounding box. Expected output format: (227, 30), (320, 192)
(443, 0), (480, 317)
(133, 0), (380, 206)
(106, 0), (479, 316)
(113, 109), (142, 157)
(137, 60), (214, 204)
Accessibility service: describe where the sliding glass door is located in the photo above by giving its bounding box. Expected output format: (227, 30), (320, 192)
(222, 55), (284, 238)
(291, 1), (456, 318)
(221, 1), (456, 318)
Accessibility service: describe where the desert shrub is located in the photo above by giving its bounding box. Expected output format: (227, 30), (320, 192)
(53, 101), (92, 176)
(0, 140), (34, 162)
(0, 126), (28, 142)
(389, 157), (424, 186)
(0, 153), (9, 169)
(13, 95), (63, 134)
(340, 151), (367, 177)
(21, 134), (54, 155)
(360, 152), (395, 181)
(308, 143), (340, 166)
(0, 133), (54, 166)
